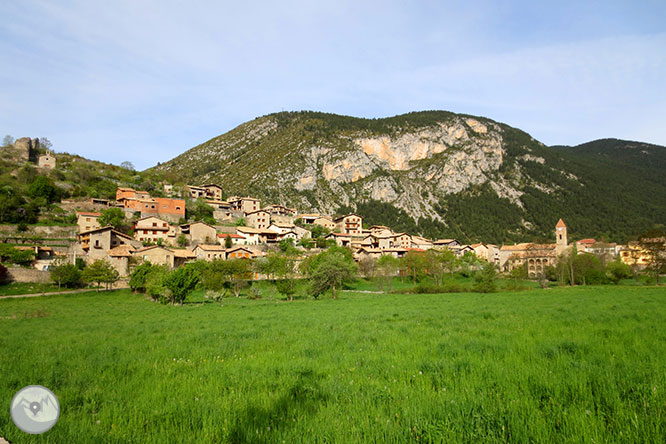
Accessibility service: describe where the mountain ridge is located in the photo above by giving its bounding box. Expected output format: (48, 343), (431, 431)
(153, 110), (666, 244)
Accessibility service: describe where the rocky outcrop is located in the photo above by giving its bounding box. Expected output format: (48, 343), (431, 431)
(153, 110), (582, 227)
(7, 137), (39, 162)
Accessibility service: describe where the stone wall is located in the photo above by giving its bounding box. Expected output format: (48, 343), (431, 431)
(7, 267), (51, 283)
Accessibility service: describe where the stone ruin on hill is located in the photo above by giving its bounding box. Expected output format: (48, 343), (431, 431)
(4, 137), (56, 169)
(5, 137), (39, 162)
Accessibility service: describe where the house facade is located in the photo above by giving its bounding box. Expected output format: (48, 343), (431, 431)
(76, 212), (101, 233)
(334, 214), (363, 236)
(134, 216), (172, 245)
(246, 210), (271, 229)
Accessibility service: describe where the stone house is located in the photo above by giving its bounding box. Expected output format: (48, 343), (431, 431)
(311, 217), (336, 230)
(471, 243), (500, 264)
(433, 239), (459, 249)
(217, 233), (246, 246)
(186, 185), (207, 199)
(226, 246), (256, 260)
(334, 214), (363, 236)
(203, 184), (224, 200)
(393, 233), (412, 249)
(107, 245), (135, 276)
(298, 214), (321, 225)
(246, 210), (271, 229)
(76, 211), (101, 233)
(192, 244), (226, 261)
(133, 245), (195, 268)
(236, 227), (263, 245)
(180, 222), (217, 245)
(228, 196), (261, 214)
(77, 226), (141, 264)
(325, 232), (352, 247)
(38, 150), (56, 169)
(369, 225), (394, 236)
(134, 216), (172, 245)
(410, 236), (433, 250)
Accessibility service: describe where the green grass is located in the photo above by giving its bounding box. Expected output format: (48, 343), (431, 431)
(0, 282), (80, 296)
(1, 286), (666, 443)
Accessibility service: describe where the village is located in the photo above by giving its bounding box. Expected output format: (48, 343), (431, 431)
(33, 181), (646, 282)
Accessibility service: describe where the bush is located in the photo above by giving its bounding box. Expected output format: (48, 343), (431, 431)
(473, 262), (498, 293)
(606, 259), (633, 284)
(0, 244), (35, 267)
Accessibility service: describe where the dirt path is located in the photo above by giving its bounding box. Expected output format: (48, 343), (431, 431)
(0, 283), (128, 300)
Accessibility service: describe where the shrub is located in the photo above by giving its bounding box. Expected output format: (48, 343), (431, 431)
(473, 262), (498, 293)
(606, 258), (633, 284)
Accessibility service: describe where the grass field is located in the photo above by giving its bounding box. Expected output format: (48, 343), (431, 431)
(1, 286), (665, 443)
(0, 282), (84, 297)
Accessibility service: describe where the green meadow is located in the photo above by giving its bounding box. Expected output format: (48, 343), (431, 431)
(1, 286), (666, 443)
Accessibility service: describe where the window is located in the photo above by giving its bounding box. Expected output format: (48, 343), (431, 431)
(176, 206), (181, 210)
(86, 218), (91, 222)
(153, 223), (157, 227)
(163, 223), (167, 227)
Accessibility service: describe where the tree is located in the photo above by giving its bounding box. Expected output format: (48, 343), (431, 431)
(227, 259), (252, 297)
(120, 161), (135, 171)
(606, 258), (632, 284)
(573, 253), (607, 285)
(637, 229), (666, 284)
(357, 256), (376, 279)
(279, 238), (298, 254)
(27, 176), (62, 204)
(50, 262), (82, 288)
(38, 137), (53, 150)
(129, 262), (167, 293)
(98, 208), (127, 230)
(176, 233), (188, 248)
(473, 262), (497, 293)
(162, 264), (200, 304)
(224, 234), (233, 249)
(423, 249), (457, 286)
(310, 251), (357, 299)
(81, 259), (119, 290)
(187, 198), (214, 222)
(263, 252), (298, 300)
(375, 255), (399, 292)
(0, 244), (36, 267)
(403, 251), (427, 283)
(2, 135), (14, 147)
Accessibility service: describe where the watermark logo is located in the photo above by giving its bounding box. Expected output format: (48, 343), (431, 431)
(10, 385), (60, 434)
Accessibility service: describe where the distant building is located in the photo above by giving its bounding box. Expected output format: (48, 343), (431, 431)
(76, 211), (101, 233)
(38, 150), (56, 169)
(334, 214), (363, 236)
(134, 216), (173, 245)
(246, 210), (271, 229)
(228, 196), (261, 214)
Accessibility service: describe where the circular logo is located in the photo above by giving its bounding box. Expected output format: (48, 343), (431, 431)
(10, 385), (60, 434)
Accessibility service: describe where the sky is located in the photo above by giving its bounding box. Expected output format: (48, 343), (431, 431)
(1, 0), (665, 170)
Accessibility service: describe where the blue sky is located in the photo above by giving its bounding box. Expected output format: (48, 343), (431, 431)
(1, 1), (665, 170)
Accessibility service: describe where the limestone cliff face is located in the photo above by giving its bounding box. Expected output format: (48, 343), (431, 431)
(276, 116), (514, 219)
(154, 111), (571, 224)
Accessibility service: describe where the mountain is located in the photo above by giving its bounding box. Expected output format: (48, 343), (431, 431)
(153, 111), (666, 244)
